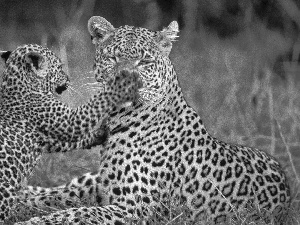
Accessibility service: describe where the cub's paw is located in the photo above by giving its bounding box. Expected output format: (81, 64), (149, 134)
(108, 69), (143, 105)
(87, 118), (110, 149)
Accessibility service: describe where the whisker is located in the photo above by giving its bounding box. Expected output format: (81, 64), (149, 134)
(67, 85), (84, 98)
(85, 87), (104, 93)
(70, 82), (103, 90)
(72, 71), (95, 82)
(76, 76), (95, 82)
(80, 82), (102, 87)
(78, 83), (104, 92)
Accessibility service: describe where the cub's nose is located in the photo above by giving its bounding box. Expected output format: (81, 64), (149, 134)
(55, 83), (68, 94)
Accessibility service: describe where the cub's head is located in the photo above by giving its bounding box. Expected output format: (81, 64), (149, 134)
(0, 44), (69, 96)
(88, 16), (179, 104)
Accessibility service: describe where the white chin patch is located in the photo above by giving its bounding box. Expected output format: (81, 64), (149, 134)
(121, 102), (133, 107)
(139, 88), (162, 103)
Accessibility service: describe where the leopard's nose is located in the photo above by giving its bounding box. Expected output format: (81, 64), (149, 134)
(116, 59), (139, 73)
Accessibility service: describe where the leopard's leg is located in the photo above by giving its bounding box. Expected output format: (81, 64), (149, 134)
(0, 182), (36, 223)
(0, 182), (17, 222)
(43, 117), (110, 153)
(14, 205), (126, 225)
(20, 172), (106, 212)
(36, 70), (141, 154)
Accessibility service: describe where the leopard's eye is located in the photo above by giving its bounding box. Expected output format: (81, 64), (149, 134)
(108, 56), (116, 63)
(105, 67), (113, 73)
(108, 56), (119, 63)
(138, 58), (155, 66)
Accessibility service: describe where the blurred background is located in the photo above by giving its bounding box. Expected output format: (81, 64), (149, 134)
(0, 0), (300, 202)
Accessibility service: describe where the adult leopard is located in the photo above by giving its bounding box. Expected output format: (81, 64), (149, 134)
(0, 44), (141, 222)
(18, 17), (290, 224)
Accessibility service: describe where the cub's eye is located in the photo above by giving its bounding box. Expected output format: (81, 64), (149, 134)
(59, 63), (66, 68)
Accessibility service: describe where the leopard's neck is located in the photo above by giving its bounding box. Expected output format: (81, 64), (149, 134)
(109, 73), (209, 138)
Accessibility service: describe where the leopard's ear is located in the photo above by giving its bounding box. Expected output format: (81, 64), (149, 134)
(0, 51), (12, 63)
(24, 52), (47, 77)
(88, 16), (115, 45)
(156, 21), (179, 56)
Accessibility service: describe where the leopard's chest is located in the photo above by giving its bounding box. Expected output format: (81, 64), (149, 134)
(100, 115), (201, 178)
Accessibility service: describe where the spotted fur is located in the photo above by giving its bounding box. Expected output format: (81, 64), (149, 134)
(19, 18), (290, 225)
(0, 44), (140, 222)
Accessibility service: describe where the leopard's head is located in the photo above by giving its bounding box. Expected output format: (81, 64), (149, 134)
(88, 16), (179, 104)
(0, 44), (69, 96)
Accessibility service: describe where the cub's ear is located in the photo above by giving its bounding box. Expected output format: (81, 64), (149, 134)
(25, 52), (44, 74)
(156, 21), (179, 56)
(88, 16), (115, 45)
(0, 51), (12, 63)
